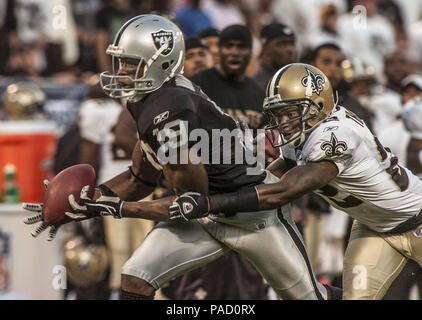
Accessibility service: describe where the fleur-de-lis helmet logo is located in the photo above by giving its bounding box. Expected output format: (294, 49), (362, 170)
(301, 68), (326, 96)
(321, 133), (348, 157)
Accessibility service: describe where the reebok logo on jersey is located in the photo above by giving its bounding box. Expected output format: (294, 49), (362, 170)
(154, 111), (169, 125)
(323, 126), (339, 132)
(301, 68), (325, 96)
(151, 30), (174, 56)
(321, 133), (347, 157)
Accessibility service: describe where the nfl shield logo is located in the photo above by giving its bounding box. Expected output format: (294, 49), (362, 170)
(151, 30), (174, 56)
(413, 228), (422, 238)
(183, 202), (193, 213)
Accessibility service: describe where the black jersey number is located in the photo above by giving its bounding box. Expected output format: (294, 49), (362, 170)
(373, 136), (409, 191)
(316, 184), (363, 209)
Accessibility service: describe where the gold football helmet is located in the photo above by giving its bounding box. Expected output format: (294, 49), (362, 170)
(2, 82), (46, 120)
(263, 63), (336, 148)
(64, 239), (109, 287)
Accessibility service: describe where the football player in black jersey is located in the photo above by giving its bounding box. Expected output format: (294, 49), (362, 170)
(24, 15), (332, 300)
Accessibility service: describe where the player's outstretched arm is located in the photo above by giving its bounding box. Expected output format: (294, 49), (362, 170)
(168, 161), (338, 217)
(255, 161), (338, 210)
(68, 149), (211, 223)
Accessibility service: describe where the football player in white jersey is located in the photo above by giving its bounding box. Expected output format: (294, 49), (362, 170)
(172, 63), (422, 299)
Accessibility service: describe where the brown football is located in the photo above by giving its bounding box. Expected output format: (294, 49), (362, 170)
(43, 164), (96, 225)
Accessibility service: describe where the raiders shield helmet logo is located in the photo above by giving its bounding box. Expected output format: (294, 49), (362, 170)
(151, 30), (174, 56)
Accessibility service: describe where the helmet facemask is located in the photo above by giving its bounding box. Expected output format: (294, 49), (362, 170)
(100, 41), (184, 102)
(264, 94), (322, 148)
(99, 15), (185, 103)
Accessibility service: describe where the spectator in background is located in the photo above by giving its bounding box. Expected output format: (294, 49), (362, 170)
(271, 0), (321, 52)
(403, 77), (422, 176)
(375, 65), (413, 165)
(95, 0), (137, 72)
(402, 74), (422, 107)
(253, 23), (296, 92)
(307, 42), (373, 130)
(337, 0), (396, 83)
(0, 0), (18, 75)
(191, 25), (264, 128)
(312, 4), (341, 47)
(71, 0), (103, 77)
(408, 13), (422, 73)
(370, 52), (409, 138)
(175, 0), (213, 37)
(383, 75), (422, 300)
(200, 0), (246, 30)
(43, 0), (79, 79)
(4, 0), (47, 77)
(197, 27), (220, 66)
(5, 0), (79, 80)
(377, 0), (405, 29)
(183, 37), (213, 78)
(241, 0), (276, 40)
(343, 58), (377, 111)
(163, 25), (269, 300)
(252, 23), (296, 166)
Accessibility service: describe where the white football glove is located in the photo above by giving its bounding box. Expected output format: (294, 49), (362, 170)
(65, 184), (124, 221)
(23, 179), (59, 241)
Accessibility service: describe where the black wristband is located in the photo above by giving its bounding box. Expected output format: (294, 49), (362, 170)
(208, 187), (260, 216)
(98, 184), (118, 196)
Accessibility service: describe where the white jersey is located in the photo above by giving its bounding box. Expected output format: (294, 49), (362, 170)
(280, 106), (422, 233)
(79, 99), (131, 184)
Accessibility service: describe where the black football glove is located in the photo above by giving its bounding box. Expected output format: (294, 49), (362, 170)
(65, 184), (124, 221)
(168, 192), (210, 222)
(23, 179), (60, 241)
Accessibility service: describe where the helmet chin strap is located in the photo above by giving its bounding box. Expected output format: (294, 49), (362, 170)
(287, 129), (306, 148)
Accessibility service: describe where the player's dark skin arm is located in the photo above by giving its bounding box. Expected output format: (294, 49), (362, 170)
(121, 162), (209, 221)
(256, 161), (338, 210)
(99, 142), (209, 221)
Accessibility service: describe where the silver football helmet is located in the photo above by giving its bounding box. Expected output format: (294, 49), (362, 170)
(100, 14), (185, 102)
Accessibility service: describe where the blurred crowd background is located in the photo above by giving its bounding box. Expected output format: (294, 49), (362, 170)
(1, 0), (422, 300)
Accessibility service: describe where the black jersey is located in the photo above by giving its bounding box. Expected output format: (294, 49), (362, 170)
(127, 75), (266, 194)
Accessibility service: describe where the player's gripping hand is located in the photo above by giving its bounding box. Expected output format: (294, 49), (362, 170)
(65, 184), (124, 221)
(168, 192), (210, 221)
(23, 179), (59, 241)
